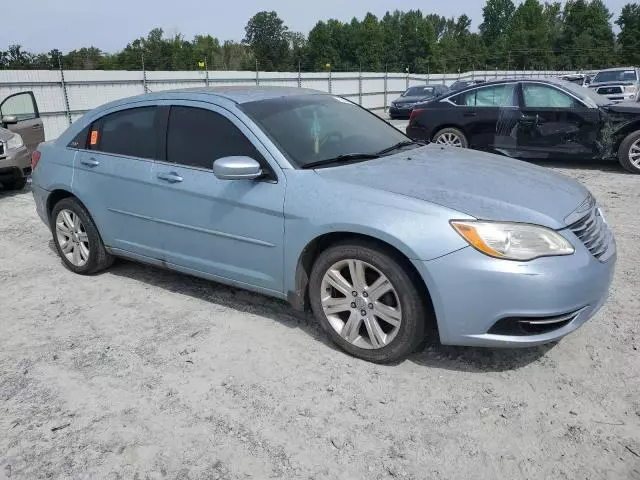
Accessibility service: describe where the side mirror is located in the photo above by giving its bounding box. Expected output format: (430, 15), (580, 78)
(2, 115), (18, 126)
(213, 156), (263, 181)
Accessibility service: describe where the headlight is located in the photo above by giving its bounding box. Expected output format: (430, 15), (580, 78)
(450, 221), (575, 261)
(5, 133), (24, 150)
(624, 85), (637, 93)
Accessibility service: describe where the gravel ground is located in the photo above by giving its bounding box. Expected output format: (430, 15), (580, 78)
(1, 159), (639, 480)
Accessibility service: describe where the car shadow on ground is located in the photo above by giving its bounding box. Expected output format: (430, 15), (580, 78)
(528, 158), (627, 173)
(0, 182), (32, 198)
(88, 256), (552, 373)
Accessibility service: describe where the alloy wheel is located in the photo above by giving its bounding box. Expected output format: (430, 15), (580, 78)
(320, 259), (402, 350)
(629, 139), (640, 169)
(434, 132), (463, 147)
(55, 209), (90, 267)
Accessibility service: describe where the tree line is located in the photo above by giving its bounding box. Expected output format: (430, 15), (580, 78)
(2, 0), (640, 73)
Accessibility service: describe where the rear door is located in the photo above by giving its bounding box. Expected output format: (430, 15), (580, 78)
(447, 83), (520, 152)
(150, 102), (286, 294)
(0, 91), (45, 152)
(72, 104), (165, 259)
(516, 82), (601, 158)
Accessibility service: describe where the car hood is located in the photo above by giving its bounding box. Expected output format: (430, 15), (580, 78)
(603, 101), (640, 114)
(590, 81), (636, 87)
(315, 145), (589, 229)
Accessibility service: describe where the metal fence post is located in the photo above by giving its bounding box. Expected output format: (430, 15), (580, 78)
(358, 65), (363, 105)
(426, 59), (430, 85)
(205, 57), (210, 87)
(405, 67), (409, 89)
(58, 58), (72, 126)
(142, 53), (148, 93)
(328, 68), (332, 94)
(297, 61), (302, 88)
(255, 60), (259, 86)
(384, 66), (388, 112)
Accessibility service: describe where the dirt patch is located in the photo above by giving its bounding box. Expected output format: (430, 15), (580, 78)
(1, 162), (639, 480)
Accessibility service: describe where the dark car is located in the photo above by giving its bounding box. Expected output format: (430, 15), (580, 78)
(406, 78), (640, 173)
(448, 79), (486, 92)
(389, 85), (449, 119)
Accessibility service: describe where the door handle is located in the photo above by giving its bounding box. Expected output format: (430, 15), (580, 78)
(463, 111), (477, 117)
(32, 124), (42, 130)
(80, 157), (100, 167)
(520, 114), (539, 123)
(157, 172), (184, 183)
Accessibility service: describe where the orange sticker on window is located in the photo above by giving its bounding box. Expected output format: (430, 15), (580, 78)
(90, 130), (99, 146)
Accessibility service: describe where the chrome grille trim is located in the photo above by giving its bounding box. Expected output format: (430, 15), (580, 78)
(569, 207), (612, 261)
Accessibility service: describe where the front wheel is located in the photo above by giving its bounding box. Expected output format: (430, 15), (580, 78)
(618, 130), (640, 174)
(308, 241), (428, 363)
(432, 127), (469, 148)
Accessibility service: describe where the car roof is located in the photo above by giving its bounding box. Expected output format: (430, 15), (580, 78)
(148, 86), (323, 104)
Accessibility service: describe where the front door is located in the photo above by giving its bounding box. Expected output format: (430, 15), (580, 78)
(0, 91), (45, 153)
(151, 102), (286, 295)
(72, 105), (165, 259)
(516, 82), (601, 158)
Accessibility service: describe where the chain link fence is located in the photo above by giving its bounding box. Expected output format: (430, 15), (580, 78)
(0, 66), (591, 140)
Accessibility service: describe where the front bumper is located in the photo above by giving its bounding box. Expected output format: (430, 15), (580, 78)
(415, 237), (616, 347)
(0, 146), (31, 181)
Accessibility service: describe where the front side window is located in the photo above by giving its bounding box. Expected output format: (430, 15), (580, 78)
(166, 106), (264, 170)
(450, 84), (517, 107)
(522, 84), (579, 108)
(93, 107), (159, 159)
(240, 95), (409, 169)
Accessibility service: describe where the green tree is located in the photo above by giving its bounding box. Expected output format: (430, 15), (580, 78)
(64, 47), (106, 69)
(505, 0), (552, 70)
(243, 11), (290, 70)
(617, 3), (640, 65)
(479, 0), (515, 67)
(559, 0), (615, 69)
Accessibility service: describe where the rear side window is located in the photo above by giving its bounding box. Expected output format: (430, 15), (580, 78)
(166, 106), (264, 170)
(92, 107), (159, 159)
(450, 84), (517, 107)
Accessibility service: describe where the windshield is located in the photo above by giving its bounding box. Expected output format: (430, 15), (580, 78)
(403, 86), (435, 97)
(240, 95), (410, 168)
(593, 69), (638, 83)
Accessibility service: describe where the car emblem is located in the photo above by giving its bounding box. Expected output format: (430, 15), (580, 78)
(576, 194), (596, 214)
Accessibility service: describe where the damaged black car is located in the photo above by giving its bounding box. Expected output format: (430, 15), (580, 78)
(406, 78), (640, 173)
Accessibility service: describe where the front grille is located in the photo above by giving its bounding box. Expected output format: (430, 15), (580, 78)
(569, 207), (612, 260)
(597, 86), (623, 95)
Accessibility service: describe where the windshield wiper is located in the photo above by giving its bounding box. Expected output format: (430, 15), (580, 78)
(375, 140), (421, 156)
(301, 153), (380, 169)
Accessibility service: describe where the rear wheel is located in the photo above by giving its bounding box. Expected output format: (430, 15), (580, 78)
(309, 241), (428, 363)
(618, 130), (640, 174)
(432, 127), (468, 148)
(50, 197), (114, 274)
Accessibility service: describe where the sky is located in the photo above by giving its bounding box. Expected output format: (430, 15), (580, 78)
(2, 0), (630, 54)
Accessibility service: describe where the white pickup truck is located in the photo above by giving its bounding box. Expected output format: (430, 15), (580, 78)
(589, 67), (640, 103)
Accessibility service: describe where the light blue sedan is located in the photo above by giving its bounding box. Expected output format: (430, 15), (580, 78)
(30, 87), (616, 363)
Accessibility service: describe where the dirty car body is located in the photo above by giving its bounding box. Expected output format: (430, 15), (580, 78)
(406, 78), (640, 166)
(31, 87), (616, 361)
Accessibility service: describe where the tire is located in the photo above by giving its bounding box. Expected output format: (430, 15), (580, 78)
(308, 240), (428, 363)
(618, 130), (640, 174)
(50, 197), (114, 274)
(432, 127), (469, 148)
(2, 176), (27, 190)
